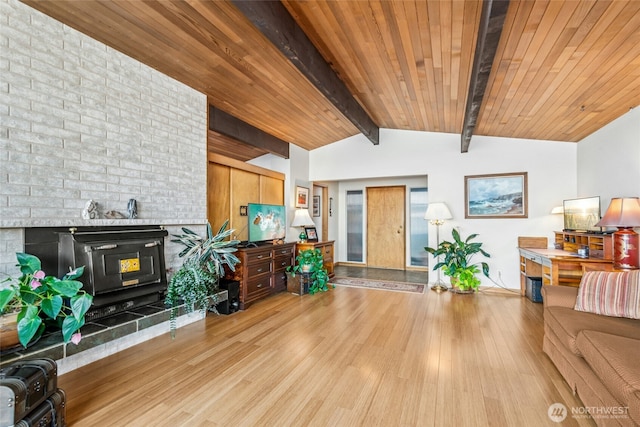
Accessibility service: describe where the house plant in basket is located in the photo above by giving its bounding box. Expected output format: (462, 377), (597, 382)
(286, 248), (333, 295)
(165, 221), (240, 338)
(0, 253), (93, 349)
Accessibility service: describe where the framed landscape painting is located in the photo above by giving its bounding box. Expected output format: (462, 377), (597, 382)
(465, 172), (528, 219)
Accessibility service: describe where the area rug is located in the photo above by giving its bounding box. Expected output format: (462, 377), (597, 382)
(330, 277), (426, 294)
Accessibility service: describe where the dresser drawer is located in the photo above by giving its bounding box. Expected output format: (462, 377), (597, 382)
(320, 244), (334, 260)
(245, 249), (272, 263)
(273, 254), (292, 272)
(273, 246), (294, 257)
(247, 260), (271, 277)
(246, 275), (272, 296)
(273, 270), (287, 292)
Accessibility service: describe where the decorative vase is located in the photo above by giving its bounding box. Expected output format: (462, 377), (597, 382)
(0, 311), (21, 350)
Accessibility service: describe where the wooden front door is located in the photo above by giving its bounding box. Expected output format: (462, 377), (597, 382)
(366, 186), (406, 269)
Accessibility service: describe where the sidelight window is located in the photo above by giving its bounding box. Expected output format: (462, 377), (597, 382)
(346, 190), (363, 262)
(409, 188), (428, 266)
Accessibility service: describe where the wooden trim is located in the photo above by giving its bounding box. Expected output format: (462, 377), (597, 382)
(321, 187), (328, 242)
(231, 0), (379, 145)
(207, 153), (285, 181)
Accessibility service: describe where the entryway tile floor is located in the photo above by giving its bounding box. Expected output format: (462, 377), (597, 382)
(333, 265), (429, 284)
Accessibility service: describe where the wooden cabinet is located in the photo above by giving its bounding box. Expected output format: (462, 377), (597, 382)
(295, 241), (335, 278)
(208, 153), (285, 242)
(226, 242), (295, 309)
(554, 231), (613, 260)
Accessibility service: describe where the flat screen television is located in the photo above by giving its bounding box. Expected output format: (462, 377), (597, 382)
(247, 203), (286, 243)
(563, 196), (601, 232)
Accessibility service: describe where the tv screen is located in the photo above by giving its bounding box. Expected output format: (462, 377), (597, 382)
(563, 196), (601, 232)
(247, 203), (286, 243)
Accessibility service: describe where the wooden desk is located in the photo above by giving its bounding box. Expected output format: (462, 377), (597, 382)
(518, 248), (612, 296)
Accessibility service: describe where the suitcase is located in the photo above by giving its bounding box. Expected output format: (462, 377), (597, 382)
(0, 358), (58, 427)
(14, 388), (66, 427)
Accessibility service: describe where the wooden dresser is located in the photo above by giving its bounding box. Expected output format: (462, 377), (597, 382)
(295, 240), (335, 278)
(226, 242), (295, 309)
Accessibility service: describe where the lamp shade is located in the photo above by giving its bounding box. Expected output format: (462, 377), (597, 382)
(550, 206), (564, 214)
(291, 208), (314, 227)
(424, 202), (452, 221)
(595, 198), (640, 227)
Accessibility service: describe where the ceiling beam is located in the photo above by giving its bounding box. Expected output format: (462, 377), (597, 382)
(209, 106), (290, 159)
(461, 0), (510, 152)
(231, 0), (379, 146)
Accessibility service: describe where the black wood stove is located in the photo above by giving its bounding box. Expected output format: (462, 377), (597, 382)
(25, 225), (169, 321)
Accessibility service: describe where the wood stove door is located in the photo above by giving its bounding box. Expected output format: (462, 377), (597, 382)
(86, 239), (165, 295)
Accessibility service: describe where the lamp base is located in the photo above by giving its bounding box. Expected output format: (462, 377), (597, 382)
(430, 283), (449, 293)
(613, 227), (640, 270)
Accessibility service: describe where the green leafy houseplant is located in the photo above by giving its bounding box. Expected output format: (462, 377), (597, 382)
(165, 221), (240, 337)
(424, 229), (491, 292)
(286, 249), (333, 295)
(0, 253), (93, 347)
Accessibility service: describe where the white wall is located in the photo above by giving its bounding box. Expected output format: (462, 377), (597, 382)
(311, 129), (577, 290)
(577, 107), (640, 204)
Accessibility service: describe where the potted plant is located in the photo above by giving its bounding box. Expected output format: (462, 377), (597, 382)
(425, 228), (491, 293)
(165, 221), (240, 337)
(286, 249), (333, 295)
(0, 253), (93, 349)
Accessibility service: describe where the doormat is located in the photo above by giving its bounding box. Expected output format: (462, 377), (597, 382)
(330, 277), (425, 294)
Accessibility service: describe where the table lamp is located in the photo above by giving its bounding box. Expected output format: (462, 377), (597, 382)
(550, 206), (564, 214)
(291, 208), (314, 242)
(595, 197), (640, 269)
(425, 202), (453, 292)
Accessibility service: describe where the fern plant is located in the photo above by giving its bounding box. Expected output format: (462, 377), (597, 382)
(165, 221), (239, 337)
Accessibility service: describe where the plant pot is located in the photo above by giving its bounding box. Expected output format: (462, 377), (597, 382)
(0, 311), (21, 350)
(286, 272), (308, 295)
(449, 278), (475, 294)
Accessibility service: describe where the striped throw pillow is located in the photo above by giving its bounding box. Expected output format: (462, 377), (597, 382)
(574, 271), (640, 319)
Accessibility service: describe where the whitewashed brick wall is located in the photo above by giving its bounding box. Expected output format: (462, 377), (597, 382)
(0, 0), (208, 275)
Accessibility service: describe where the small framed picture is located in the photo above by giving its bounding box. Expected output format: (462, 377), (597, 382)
(312, 195), (321, 217)
(304, 226), (318, 242)
(296, 186), (309, 208)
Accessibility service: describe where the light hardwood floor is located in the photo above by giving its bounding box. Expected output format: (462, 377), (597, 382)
(59, 284), (595, 426)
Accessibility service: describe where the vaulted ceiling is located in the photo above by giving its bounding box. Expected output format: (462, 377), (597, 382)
(22, 1), (640, 161)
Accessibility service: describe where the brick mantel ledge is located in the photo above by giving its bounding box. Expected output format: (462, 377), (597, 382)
(0, 218), (208, 228)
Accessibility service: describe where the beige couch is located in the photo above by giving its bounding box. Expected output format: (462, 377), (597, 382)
(542, 276), (640, 427)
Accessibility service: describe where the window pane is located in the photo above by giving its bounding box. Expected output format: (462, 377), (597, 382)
(410, 188), (428, 266)
(346, 190), (363, 262)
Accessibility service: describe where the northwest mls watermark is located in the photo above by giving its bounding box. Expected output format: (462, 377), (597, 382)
(548, 403), (629, 423)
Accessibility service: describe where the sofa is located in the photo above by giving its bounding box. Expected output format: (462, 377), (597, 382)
(541, 270), (640, 427)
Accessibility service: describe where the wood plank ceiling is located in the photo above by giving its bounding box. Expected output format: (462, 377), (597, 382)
(21, 0), (640, 161)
